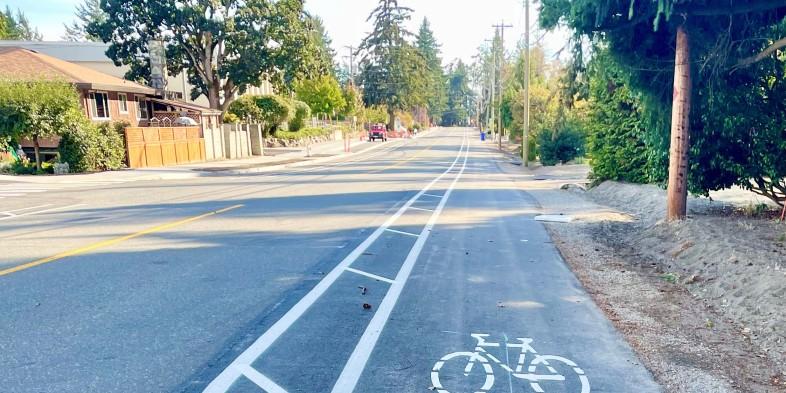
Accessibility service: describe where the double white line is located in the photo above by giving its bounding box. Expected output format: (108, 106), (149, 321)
(204, 132), (471, 393)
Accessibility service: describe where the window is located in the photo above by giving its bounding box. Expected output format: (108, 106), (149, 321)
(88, 92), (110, 119)
(118, 93), (128, 113)
(136, 96), (149, 119)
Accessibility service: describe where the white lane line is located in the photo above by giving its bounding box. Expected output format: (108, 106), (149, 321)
(0, 203), (88, 221)
(238, 365), (288, 393)
(422, 193), (443, 198)
(345, 267), (396, 284)
(384, 228), (419, 238)
(1, 204), (52, 214)
(331, 133), (470, 393)
(0, 194), (24, 197)
(408, 206), (434, 212)
(203, 135), (467, 393)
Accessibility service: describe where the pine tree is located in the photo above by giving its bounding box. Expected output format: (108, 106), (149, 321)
(415, 18), (447, 125)
(305, 15), (337, 77)
(443, 60), (472, 126)
(0, 12), (9, 39)
(63, 0), (105, 42)
(358, 0), (426, 130)
(2, 7), (42, 41)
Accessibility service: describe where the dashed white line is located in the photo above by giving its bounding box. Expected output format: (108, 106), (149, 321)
(203, 134), (468, 393)
(0, 204), (87, 221)
(345, 267), (396, 284)
(422, 193), (443, 198)
(384, 228), (419, 238)
(408, 206), (434, 212)
(331, 133), (470, 393)
(238, 365), (287, 393)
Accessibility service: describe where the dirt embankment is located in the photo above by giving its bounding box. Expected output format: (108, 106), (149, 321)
(586, 182), (786, 367)
(553, 180), (786, 392)
(498, 159), (786, 392)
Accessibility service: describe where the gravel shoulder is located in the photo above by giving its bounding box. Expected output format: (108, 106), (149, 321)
(495, 157), (786, 392)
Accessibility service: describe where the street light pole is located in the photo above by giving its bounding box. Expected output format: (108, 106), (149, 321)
(523, 0), (530, 167)
(492, 21), (512, 151)
(344, 45), (356, 83)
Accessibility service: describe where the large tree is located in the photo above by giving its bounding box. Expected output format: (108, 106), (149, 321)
(2, 7), (42, 41)
(89, 0), (323, 112)
(306, 15), (337, 78)
(63, 0), (105, 42)
(295, 75), (346, 117)
(415, 18), (446, 125)
(0, 12), (9, 39)
(540, 1), (786, 219)
(442, 60), (472, 126)
(357, 0), (426, 130)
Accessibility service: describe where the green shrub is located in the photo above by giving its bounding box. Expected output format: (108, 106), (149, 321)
(256, 95), (292, 133)
(59, 120), (126, 172)
(274, 127), (334, 140)
(0, 80), (85, 170)
(96, 121), (126, 171)
(227, 95), (262, 122)
(289, 100), (311, 132)
(585, 53), (650, 183)
(538, 125), (586, 166)
(223, 112), (240, 124)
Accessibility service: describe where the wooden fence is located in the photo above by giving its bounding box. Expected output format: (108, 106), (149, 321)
(124, 126), (205, 168)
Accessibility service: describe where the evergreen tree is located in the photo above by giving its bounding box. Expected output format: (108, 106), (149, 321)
(2, 7), (42, 41)
(305, 15), (337, 77)
(442, 60), (472, 126)
(415, 18), (446, 125)
(357, 0), (427, 130)
(63, 0), (105, 42)
(0, 12), (9, 39)
(540, 1), (786, 215)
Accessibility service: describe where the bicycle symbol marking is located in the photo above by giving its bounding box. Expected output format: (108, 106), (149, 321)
(431, 333), (590, 393)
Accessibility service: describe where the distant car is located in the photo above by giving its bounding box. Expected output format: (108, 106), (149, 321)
(368, 124), (387, 142)
(174, 116), (199, 126)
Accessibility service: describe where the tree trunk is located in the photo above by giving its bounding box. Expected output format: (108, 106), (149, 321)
(33, 135), (41, 171)
(387, 106), (396, 132)
(667, 25), (692, 221)
(207, 84), (221, 112)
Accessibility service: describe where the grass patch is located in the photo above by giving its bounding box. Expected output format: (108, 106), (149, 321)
(660, 272), (680, 284)
(741, 202), (771, 218)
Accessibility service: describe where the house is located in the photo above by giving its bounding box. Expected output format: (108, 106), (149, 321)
(0, 47), (222, 162)
(0, 41), (276, 108)
(0, 46), (157, 126)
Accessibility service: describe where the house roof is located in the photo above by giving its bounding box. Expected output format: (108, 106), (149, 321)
(150, 98), (222, 115)
(0, 41), (112, 62)
(0, 46), (156, 95)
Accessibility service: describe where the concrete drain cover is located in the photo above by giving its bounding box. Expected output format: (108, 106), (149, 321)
(534, 214), (574, 223)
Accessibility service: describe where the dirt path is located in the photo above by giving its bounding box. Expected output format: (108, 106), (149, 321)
(494, 158), (786, 393)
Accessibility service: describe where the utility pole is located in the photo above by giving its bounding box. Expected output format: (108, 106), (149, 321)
(492, 21), (512, 151)
(484, 38), (495, 138)
(523, 0), (530, 167)
(344, 45), (356, 84)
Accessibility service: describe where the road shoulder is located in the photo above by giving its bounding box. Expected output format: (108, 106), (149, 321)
(494, 159), (786, 392)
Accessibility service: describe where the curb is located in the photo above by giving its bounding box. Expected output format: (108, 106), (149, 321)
(207, 137), (412, 176)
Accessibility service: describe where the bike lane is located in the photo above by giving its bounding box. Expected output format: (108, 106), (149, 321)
(348, 144), (661, 393)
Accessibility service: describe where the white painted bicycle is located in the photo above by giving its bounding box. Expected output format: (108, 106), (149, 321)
(431, 333), (590, 393)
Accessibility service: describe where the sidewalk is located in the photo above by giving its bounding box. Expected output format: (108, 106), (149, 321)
(0, 135), (405, 185)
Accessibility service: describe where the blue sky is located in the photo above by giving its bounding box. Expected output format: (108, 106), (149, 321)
(4, 0), (569, 65)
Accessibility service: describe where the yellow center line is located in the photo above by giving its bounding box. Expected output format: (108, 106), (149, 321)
(0, 204), (244, 277)
(368, 145), (434, 174)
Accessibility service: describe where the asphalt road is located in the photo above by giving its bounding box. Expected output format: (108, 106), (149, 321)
(0, 128), (660, 393)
